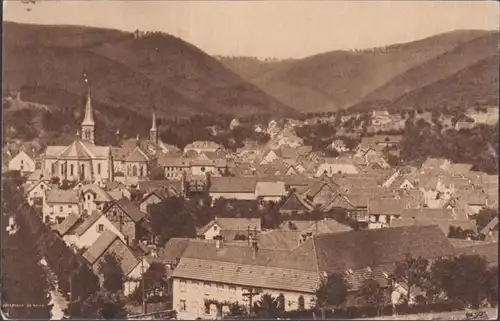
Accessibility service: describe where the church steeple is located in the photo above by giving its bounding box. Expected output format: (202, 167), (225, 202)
(81, 74), (95, 144)
(150, 109), (158, 144)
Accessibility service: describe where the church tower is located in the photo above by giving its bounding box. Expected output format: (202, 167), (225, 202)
(81, 76), (95, 144)
(150, 110), (158, 145)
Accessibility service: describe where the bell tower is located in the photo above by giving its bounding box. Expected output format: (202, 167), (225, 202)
(81, 75), (95, 144)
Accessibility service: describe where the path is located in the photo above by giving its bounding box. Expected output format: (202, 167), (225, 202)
(39, 258), (69, 320)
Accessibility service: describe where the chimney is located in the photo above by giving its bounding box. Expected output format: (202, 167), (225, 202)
(251, 239), (259, 260)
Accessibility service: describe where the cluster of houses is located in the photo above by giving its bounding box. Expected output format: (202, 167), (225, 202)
(5, 88), (499, 319)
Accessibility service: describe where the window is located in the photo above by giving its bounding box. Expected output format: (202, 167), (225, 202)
(59, 206), (63, 212)
(216, 284), (224, 292)
(140, 166), (144, 177)
(34, 192), (38, 197)
(70, 164), (74, 176)
(229, 286), (237, 294)
(179, 280), (187, 293)
(97, 224), (104, 232)
(51, 164), (55, 174)
(97, 163), (101, 175)
(68, 205), (72, 209)
(132, 165), (137, 177)
(203, 282), (211, 294)
(213, 225), (218, 231)
(61, 164), (64, 175)
(40, 184), (44, 190)
(179, 300), (186, 312)
(81, 164), (85, 177)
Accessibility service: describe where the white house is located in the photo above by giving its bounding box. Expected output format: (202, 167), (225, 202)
(25, 180), (52, 207)
(8, 150), (37, 174)
(260, 150), (280, 165)
(184, 141), (223, 154)
(72, 210), (126, 249)
(43, 189), (80, 224)
(80, 184), (114, 214)
(172, 240), (318, 320)
(197, 217), (261, 240)
(314, 163), (359, 177)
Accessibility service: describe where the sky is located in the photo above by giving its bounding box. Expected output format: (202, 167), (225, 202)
(3, 0), (499, 59)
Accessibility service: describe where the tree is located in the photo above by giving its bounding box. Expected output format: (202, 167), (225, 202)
(98, 253), (124, 293)
(227, 302), (247, 317)
(473, 208), (497, 232)
(315, 272), (349, 318)
(430, 254), (490, 309)
(79, 289), (128, 319)
(391, 253), (430, 304)
(358, 278), (386, 316)
(485, 266), (498, 307)
(253, 293), (279, 317)
(149, 197), (196, 246)
(128, 262), (168, 305)
(149, 166), (166, 180)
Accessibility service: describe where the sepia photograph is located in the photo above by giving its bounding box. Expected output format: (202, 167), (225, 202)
(1, 0), (499, 319)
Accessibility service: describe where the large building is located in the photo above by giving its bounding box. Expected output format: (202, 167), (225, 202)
(42, 87), (113, 183)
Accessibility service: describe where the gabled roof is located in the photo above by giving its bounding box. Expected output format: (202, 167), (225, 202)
(60, 141), (92, 159)
(109, 198), (147, 222)
(209, 177), (258, 193)
(480, 217), (499, 236)
(26, 169), (52, 182)
(74, 210), (104, 236)
(280, 192), (315, 212)
(125, 147), (150, 163)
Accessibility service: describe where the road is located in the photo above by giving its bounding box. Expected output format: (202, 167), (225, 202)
(355, 307), (498, 320)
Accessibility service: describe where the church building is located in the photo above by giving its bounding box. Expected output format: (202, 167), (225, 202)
(43, 85), (113, 183)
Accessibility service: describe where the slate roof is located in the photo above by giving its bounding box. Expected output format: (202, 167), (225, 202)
(368, 197), (410, 215)
(53, 213), (82, 236)
(344, 266), (390, 291)
(82, 230), (119, 263)
(81, 184), (113, 202)
(257, 230), (302, 251)
(173, 257), (320, 293)
(312, 225), (456, 273)
(45, 189), (79, 204)
(125, 148), (149, 163)
(60, 141), (92, 159)
(209, 177), (258, 193)
(26, 169), (52, 182)
(155, 238), (191, 265)
(455, 242), (498, 266)
(110, 198), (147, 222)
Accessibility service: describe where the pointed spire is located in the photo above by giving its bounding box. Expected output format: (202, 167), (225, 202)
(76, 130), (80, 139)
(82, 74), (95, 126)
(151, 109), (157, 131)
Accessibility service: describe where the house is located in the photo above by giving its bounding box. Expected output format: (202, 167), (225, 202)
(172, 225), (456, 319)
(43, 189), (80, 224)
(190, 158), (227, 177)
(172, 240), (319, 319)
(302, 176), (340, 207)
(157, 156), (190, 180)
(208, 177), (258, 201)
(80, 184), (114, 214)
(25, 180), (51, 207)
(391, 208), (476, 235)
(279, 192), (315, 215)
(255, 181), (287, 202)
(82, 230), (150, 296)
(8, 149), (37, 174)
(367, 197), (416, 229)
(25, 169), (52, 188)
(72, 210), (127, 249)
(197, 217), (261, 240)
(421, 158), (451, 172)
(103, 198), (150, 246)
(330, 139), (349, 153)
(314, 162), (359, 177)
(371, 110), (391, 126)
(138, 189), (169, 213)
(260, 149), (281, 165)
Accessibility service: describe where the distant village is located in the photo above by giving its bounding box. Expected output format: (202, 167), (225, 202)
(2, 85), (498, 320)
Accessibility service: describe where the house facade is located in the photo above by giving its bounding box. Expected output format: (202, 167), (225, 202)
(103, 198), (149, 245)
(43, 189), (80, 224)
(8, 150), (37, 174)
